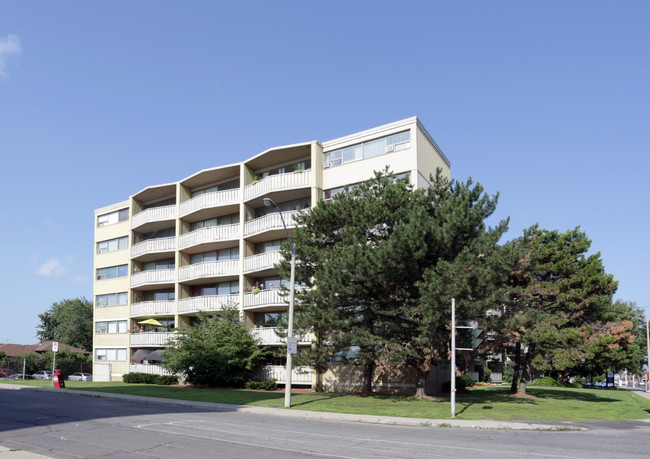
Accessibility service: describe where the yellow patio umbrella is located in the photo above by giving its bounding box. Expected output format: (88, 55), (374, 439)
(137, 319), (164, 327)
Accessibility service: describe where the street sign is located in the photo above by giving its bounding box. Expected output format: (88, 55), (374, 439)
(52, 342), (59, 353)
(471, 329), (484, 349)
(287, 337), (298, 355)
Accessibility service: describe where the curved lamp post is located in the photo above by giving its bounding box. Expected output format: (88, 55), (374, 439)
(262, 198), (296, 408)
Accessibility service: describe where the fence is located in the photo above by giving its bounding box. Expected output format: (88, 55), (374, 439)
(1, 357), (92, 378)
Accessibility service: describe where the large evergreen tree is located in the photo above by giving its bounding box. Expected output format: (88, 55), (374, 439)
(36, 297), (93, 350)
(500, 226), (618, 396)
(285, 168), (506, 395)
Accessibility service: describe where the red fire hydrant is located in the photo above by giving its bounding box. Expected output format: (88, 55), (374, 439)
(53, 369), (66, 389)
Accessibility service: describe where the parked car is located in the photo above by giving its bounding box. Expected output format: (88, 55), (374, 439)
(0, 369), (16, 379)
(7, 373), (33, 380)
(68, 372), (92, 382)
(32, 370), (54, 380)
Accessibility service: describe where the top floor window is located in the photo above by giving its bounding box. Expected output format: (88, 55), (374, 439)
(97, 208), (129, 227)
(191, 179), (240, 198)
(143, 197), (176, 210)
(323, 131), (410, 168)
(258, 159), (311, 179)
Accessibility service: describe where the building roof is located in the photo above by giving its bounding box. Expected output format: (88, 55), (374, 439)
(0, 342), (90, 357)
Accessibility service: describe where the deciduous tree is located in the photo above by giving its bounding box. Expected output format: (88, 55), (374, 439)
(36, 297), (93, 350)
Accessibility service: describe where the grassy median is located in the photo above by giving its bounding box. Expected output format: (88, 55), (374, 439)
(3, 379), (650, 421)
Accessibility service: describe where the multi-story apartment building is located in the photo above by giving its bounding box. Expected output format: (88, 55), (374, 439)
(92, 117), (450, 385)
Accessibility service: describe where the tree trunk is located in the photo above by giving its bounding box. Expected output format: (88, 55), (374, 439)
(414, 364), (428, 398)
(362, 360), (375, 394)
(509, 342), (521, 395)
(516, 343), (535, 396)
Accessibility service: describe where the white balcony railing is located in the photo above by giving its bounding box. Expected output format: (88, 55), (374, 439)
(245, 172), (311, 201)
(179, 189), (240, 218)
(129, 364), (174, 376)
(130, 332), (175, 346)
(131, 237), (176, 258)
(250, 327), (311, 345)
(178, 294), (239, 313)
(131, 300), (176, 317)
(179, 224), (240, 250)
(243, 289), (286, 309)
(130, 269), (176, 288)
(178, 260), (239, 282)
(244, 210), (301, 238)
(256, 365), (312, 385)
(131, 205), (176, 229)
(243, 251), (283, 273)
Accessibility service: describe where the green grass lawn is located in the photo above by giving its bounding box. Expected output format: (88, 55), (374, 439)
(3, 379), (650, 421)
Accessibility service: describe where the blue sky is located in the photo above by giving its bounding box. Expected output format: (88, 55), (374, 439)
(1, 1), (648, 344)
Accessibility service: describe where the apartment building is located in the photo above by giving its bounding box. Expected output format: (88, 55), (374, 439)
(92, 117), (451, 384)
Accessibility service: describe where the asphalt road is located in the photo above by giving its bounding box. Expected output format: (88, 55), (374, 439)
(1, 387), (649, 458)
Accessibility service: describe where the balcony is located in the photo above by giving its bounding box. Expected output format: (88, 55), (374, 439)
(244, 210), (301, 238)
(179, 189), (240, 218)
(131, 300), (176, 317)
(250, 327), (311, 346)
(245, 172), (311, 201)
(131, 269), (176, 288)
(178, 294), (239, 314)
(243, 289), (286, 310)
(256, 365), (312, 385)
(131, 205), (176, 230)
(130, 332), (175, 346)
(179, 224), (240, 250)
(178, 260), (239, 282)
(129, 364), (174, 376)
(131, 237), (176, 259)
(243, 251), (283, 273)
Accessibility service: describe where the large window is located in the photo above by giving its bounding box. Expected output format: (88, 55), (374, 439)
(141, 290), (175, 302)
(254, 197), (310, 218)
(97, 208), (129, 227)
(191, 178), (240, 198)
(96, 292), (128, 307)
(96, 236), (128, 254)
(323, 131), (410, 168)
(190, 213), (240, 231)
(253, 312), (285, 327)
(143, 197), (175, 209)
(254, 239), (285, 254)
(190, 247), (239, 264)
(258, 159), (311, 179)
(96, 265), (128, 280)
(141, 228), (175, 241)
(143, 258), (175, 271)
(95, 348), (127, 361)
(191, 281), (239, 297)
(95, 320), (127, 334)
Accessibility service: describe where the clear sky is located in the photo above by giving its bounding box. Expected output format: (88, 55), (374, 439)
(1, 1), (648, 345)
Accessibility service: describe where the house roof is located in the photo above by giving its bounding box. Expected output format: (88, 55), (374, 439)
(0, 342), (90, 357)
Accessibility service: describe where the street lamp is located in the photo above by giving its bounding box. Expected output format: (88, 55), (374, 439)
(262, 197), (296, 408)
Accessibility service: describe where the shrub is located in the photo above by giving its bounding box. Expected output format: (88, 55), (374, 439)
(123, 372), (177, 385)
(460, 373), (474, 388)
(530, 376), (559, 386)
(478, 366), (492, 383)
(245, 379), (278, 391)
(442, 376), (471, 393)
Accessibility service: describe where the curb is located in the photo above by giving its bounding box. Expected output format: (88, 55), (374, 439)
(0, 384), (581, 431)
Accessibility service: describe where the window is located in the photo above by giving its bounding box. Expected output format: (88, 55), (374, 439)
(251, 275), (290, 290)
(254, 312), (284, 327)
(95, 320), (127, 334)
(141, 228), (175, 241)
(143, 197), (175, 209)
(191, 281), (239, 297)
(96, 265), (128, 280)
(96, 292), (128, 307)
(142, 258), (175, 271)
(323, 131), (410, 168)
(191, 179), (240, 198)
(142, 290), (175, 301)
(96, 348), (127, 361)
(254, 239), (285, 254)
(257, 159), (311, 179)
(190, 247), (239, 264)
(96, 236), (128, 254)
(254, 197), (310, 218)
(97, 208), (129, 227)
(190, 213), (240, 231)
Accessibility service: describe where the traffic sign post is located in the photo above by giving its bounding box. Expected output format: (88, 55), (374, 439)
(51, 342), (58, 388)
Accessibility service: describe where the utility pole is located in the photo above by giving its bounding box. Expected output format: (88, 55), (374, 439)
(450, 298), (456, 418)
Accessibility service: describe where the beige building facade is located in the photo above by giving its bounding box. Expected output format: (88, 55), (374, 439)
(92, 117), (450, 384)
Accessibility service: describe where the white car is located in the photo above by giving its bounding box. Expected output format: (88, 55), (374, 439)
(32, 371), (53, 380)
(68, 372), (92, 382)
